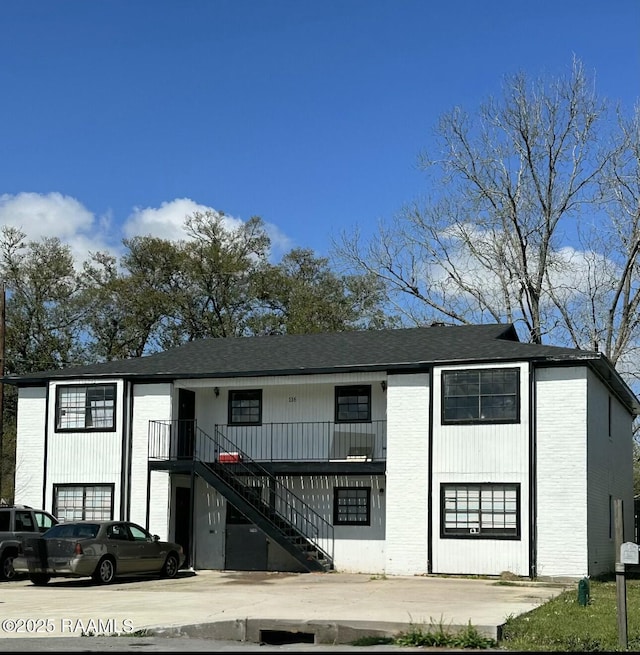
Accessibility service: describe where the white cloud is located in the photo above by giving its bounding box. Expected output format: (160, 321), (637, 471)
(0, 192), (93, 239)
(0, 193), (294, 267)
(123, 198), (230, 241)
(0, 192), (111, 265)
(123, 197), (293, 258)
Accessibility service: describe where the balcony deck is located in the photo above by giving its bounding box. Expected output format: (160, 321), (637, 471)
(148, 419), (387, 475)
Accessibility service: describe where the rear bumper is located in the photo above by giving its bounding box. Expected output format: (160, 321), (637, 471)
(13, 555), (98, 578)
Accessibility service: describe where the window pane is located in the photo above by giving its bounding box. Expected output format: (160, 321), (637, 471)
(54, 485), (113, 521)
(441, 483), (519, 538)
(443, 369), (518, 423)
(336, 386), (371, 422)
(57, 385), (115, 431)
(333, 488), (370, 525)
(229, 390), (261, 424)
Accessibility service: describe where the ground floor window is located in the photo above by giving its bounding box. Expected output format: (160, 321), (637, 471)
(333, 487), (370, 526)
(441, 483), (520, 539)
(53, 484), (114, 521)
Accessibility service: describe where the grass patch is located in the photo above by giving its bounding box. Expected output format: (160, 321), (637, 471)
(500, 578), (640, 651)
(395, 618), (496, 649)
(351, 618), (496, 649)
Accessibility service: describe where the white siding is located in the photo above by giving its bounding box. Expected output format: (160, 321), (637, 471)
(384, 373), (430, 575)
(190, 473), (385, 572)
(14, 387), (47, 507)
(187, 373), (387, 461)
(190, 373), (386, 422)
(431, 363), (530, 576)
(284, 475), (386, 573)
(586, 369), (634, 576)
(45, 379), (125, 516)
(130, 383), (172, 528)
(536, 366), (588, 578)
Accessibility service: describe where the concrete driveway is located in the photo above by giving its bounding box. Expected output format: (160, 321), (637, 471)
(0, 570), (571, 645)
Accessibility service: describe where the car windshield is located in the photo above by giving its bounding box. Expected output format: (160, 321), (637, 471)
(43, 523), (100, 539)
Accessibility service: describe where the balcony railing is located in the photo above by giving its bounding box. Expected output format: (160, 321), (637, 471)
(149, 419), (386, 463)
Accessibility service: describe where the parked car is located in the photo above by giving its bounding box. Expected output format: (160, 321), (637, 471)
(0, 504), (58, 581)
(13, 520), (185, 585)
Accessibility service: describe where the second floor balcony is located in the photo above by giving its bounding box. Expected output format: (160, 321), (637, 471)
(149, 419), (387, 467)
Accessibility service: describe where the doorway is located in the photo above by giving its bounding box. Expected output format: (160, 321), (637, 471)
(177, 389), (195, 458)
(224, 501), (268, 571)
(175, 486), (191, 568)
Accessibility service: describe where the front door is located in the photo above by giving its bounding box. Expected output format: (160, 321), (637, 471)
(224, 502), (268, 571)
(177, 389), (195, 458)
(175, 486), (191, 568)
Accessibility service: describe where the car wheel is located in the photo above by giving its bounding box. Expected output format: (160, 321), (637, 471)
(160, 552), (179, 578)
(29, 574), (50, 586)
(92, 557), (116, 584)
(0, 552), (17, 581)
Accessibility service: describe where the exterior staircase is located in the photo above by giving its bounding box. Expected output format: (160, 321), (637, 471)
(149, 420), (334, 573)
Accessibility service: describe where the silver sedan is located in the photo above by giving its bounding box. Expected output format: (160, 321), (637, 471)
(13, 520), (185, 585)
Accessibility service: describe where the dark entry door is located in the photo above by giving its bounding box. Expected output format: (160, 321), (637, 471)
(177, 389), (195, 458)
(175, 486), (191, 568)
(224, 503), (268, 571)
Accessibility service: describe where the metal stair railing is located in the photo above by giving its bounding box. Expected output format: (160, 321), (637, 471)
(149, 419), (334, 569)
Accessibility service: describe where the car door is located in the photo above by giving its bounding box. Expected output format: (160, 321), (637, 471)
(33, 511), (57, 533)
(14, 510), (37, 535)
(127, 523), (164, 573)
(106, 523), (138, 575)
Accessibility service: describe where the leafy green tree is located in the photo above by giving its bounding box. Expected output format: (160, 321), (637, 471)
(0, 226), (86, 501)
(252, 248), (394, 334)
(167, 211), (271, 342)
(0, 226), (84, 374)
(81, 237), (185, 360)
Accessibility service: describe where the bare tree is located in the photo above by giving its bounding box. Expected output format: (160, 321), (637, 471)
(333, 59), (640, 365)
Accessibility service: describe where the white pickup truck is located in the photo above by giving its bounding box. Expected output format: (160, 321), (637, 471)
(0, 504), (58, 580)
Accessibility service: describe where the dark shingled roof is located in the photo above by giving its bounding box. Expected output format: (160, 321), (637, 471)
(6, 322), (638, 412)
(0, 322), (616, 371)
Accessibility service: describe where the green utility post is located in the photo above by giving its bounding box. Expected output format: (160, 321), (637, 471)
(577, 577), (590, 606)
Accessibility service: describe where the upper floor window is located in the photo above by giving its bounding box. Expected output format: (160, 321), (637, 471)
(335, 385), (371, 423)
(442, 368), (519, 424)
(56, 384), (116, 431)
(229, 389), (262, 425)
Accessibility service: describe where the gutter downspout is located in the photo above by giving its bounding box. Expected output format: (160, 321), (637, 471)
(42, 385), (50, 511)
(529, 363), (537, 579)
(427, 367), (434, 573)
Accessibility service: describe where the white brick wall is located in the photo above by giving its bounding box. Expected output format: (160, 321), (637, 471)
(14, 387), (47, 508)
(130, 383), (172, 529)
(536, 367), (589, 578)
(384, 373), (430, 575)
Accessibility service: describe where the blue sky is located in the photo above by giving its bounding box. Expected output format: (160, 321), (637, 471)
(0, 0), (638, 263)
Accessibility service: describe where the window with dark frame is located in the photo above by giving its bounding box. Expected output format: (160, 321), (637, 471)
(228, 389), (262, 425)
(441, 483), (520, 539)
(335, 385), (371, 423)
(333, 487), (371, 525)
(56, 384), (116, 431)
(53, 484), (114, 522)
(442, 368), (519, 423)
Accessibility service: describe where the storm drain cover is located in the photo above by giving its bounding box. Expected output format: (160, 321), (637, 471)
(259, 629), (315, 645)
